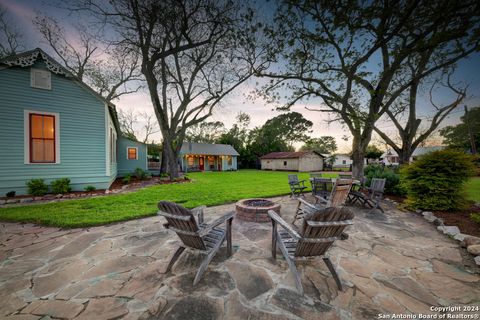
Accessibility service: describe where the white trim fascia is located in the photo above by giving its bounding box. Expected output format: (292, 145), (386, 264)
(24, 109), (60, 165)
(105, 103), (110, 176)
(126, 147), (138, 160)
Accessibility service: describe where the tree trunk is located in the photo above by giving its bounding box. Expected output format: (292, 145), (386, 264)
(351, 135), (368, 180)
(397, 149), (411, 165)
(161, 135), (181, 180)
(159, 150), (168, 174)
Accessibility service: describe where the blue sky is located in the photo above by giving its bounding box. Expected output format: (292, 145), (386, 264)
(2, 0), (479, 152)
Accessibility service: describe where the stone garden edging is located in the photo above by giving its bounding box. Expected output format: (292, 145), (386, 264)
(419, 210), (480, 266)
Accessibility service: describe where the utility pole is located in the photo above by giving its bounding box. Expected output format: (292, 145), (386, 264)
(464, 105), (477, 154)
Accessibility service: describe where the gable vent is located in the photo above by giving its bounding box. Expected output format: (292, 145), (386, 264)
(31, 69), (51, 90)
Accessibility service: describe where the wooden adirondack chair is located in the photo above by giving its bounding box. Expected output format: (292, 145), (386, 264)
(311, 177), (333, 200)
(349, 178), (386, 213)
(288, 174), (307, 198)
(293, 179), (352, 224)
(269, 207), (354, 295)
(157, 201), (234, 285)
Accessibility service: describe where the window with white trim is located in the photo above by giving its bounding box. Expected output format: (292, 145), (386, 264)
(127, 147), (138, 160)
(31, 69), (51, 90)
(25, 111), (59, 164)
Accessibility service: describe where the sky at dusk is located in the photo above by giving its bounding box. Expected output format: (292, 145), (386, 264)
(2, 0), (480, 152)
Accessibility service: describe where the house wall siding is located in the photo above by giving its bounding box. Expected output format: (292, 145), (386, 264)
(261, 158), (300, 171)
(298, 155), (323, 172)
(117, 137), (148, 177)
(0, 62), (113, 195)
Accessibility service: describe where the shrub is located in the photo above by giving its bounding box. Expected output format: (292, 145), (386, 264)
(6, 191), (15, 197)
(123, 175), (131, 184)
(364, 164), (405, 196)
(51, 178), (72, 194)
(160, 173), (170, 178)
(84, 185), (96, 192)
(26, 179), (48, 196)
(134, 167), (147, 180)
(471, 213), (480, 225)
(401, 149), (475, 210)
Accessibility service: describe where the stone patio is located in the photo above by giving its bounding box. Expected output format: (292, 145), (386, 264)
(1, 196), (479, 319)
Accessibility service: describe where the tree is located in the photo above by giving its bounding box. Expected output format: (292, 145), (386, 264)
(256, 0), (480, 179)
(373, 66), (467, 164)
(73, 0), (265, 178)
(440, 106), (480, 152)
(185, 121), (225, 143)
(0, 7), (23, 57)
(365, 145), (383, 163)
(247, 112), (312, 160)
(117, 109), (160, 144)
(300, 136), (337, 154)
(218, 112), (252, 168)
(34, 15), (142, 102)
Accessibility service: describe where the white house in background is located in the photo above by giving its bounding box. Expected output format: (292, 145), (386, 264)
(381, 146), (445, 165)
(331, 154), (352, 168)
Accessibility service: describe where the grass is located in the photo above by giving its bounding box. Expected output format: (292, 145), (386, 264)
(0, 170), (338, 228)
(465, 177), (480, 202)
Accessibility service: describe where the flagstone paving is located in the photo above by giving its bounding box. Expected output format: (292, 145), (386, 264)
(1, 196), (479, 319)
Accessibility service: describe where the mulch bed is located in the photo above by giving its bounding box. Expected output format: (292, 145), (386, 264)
(434, 206), (480, 237)
(385, 194), (480, 237)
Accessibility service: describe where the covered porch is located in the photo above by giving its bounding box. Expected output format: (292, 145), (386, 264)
(181, 154), (236, 172)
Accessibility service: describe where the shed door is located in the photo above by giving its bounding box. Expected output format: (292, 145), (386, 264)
(199, 157), (204, 171)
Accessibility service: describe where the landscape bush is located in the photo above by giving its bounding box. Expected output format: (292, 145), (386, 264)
(134, 168), (147, 180)
(26, 179), (49, 196)
(6, 191), (15, 197)
(364, 164), (405, 195)
(471, 213), (480, 225)
(123, 175), (132, 184)
(401, 149), (475, 210)
(84, 185), (96, 192)
(51, 178), (72, 194)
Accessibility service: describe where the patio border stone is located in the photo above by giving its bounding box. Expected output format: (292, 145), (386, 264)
(418, 209), (480, 266)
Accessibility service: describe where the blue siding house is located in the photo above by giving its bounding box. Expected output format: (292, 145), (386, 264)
(0, 48), (147, 195)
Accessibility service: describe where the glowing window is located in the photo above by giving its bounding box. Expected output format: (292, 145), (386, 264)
(127, 147), (137, 160)
(30, 114), (55, 163)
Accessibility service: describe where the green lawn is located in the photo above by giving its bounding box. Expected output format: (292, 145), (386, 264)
(0, 170), (337, 228)
(465, 177), (480, 202)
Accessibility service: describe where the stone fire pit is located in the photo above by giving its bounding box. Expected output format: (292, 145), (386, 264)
(235, 198), (281, 222)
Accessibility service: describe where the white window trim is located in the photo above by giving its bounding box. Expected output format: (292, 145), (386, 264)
(30, 68), (52, 90)
(127, 147), (138, 160)
(24, 110), (60, 164)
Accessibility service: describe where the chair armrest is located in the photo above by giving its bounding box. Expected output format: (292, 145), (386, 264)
(192, 205), (206, 224)
(298, 198), (321, 210)
(313, 195), (328, 204)
(268, 210), (301, 240)
(199, 211), (235, 236)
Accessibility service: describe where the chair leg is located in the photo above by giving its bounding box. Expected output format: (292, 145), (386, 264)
(164, 246), (185, 273)
(277, 230), (303, 295)
(323, 257), (343, 291)
(193, 235), (225, 286)
(226, 218), (233, 257)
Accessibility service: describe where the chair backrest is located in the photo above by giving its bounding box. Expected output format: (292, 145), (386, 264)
(327, 181), (352, 207)
(297, 206), (354, 257)
(310, 173), (322, 179)
(157, 201), (206, 250)
(312, 178), (333, 197)
(338, 173), (352, 179)
(288, 174), (299, 185)
(370, 178), (386, 192)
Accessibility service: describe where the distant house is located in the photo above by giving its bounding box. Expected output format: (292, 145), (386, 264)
(331, 154), (352, 168)
(381, 146), (445, 165)
(179, 142), (239, 172)
(260, 151), (324, 172)
(0, 48), (147, 195)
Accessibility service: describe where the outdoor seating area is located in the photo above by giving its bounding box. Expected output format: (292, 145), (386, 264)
(0, 194), (479, 319)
